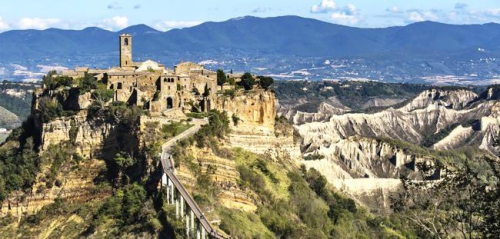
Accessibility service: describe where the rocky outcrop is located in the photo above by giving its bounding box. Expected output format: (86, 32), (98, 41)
(176, 146), (257, 212)
(1, 159), (110, 218)
(298, 89), (495, 149)
(41, 112), (115, 158)
(215, 89), (301, 160)
(400, 89), (477, 112)
(278, 100), (349, 125)
(216, 89), (276, 130)
(296, 88), (500, 209)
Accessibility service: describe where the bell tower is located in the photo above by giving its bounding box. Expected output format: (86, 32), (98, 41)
(120, 34), (133, 68)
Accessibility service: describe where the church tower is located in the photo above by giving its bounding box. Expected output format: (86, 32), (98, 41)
(120, 34), (133, 68)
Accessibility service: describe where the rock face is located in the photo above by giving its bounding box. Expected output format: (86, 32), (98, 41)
(216, 89), (301, 159)
(400, 89), (477, 112)
(176, 146), (257, 212)
(41, 112), (115, 158)
(1, 159), (110, 217)
(296, 88), (500, 209)
(216, 89), (276, 131)
(278, 101), (349, 125)
(298, 89), (495, 149)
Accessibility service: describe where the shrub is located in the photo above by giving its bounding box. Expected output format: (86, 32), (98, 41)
(239, 72), (255, 90)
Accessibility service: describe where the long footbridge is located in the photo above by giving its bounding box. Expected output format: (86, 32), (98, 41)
(159, 118), (226, 239)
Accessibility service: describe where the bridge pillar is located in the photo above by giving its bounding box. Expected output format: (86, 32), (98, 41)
(175, 198), (179, 219)
(171, 184), (175, 205)
(191, 210), (195, 234)
(166, 181), (170, 204)
(197, 221), (201, 239)
(202, 227), (206, 239)
(161, 173), (167, 187)
(180, 196), (185, 218)
(186, 215), (189, 237)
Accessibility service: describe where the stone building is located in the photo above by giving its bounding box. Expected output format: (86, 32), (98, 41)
(62, 34), (219, 115)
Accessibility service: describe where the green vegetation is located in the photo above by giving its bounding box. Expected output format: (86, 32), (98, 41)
(257, 75), (274, 90)
(222, 89), (235, 98)
(232, 148), (414, 238)
(0, 117), (40, 203)
(274, 116), (293, 137)
(217, 69), (227, 86)
(304, 152), (325, 161)
(160, 121), (192, 139)
(185, 112), (208, 119)
(42, 70), (74, 90)
(392, 156), (500, 238)
(0, 81), (36, 122)
(273, 80), (433, 112)
(239, 72), (255, 90)
(192, 110), (230, 148)
(421, 119), (480, 147)
(231, 113), (240, 126)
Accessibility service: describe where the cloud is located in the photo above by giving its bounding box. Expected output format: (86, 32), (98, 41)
(406, 10), (439, 23)
(153, 21), (202, 31)
(16, 18), (61, 30)
(100, 16), (129, 30)
(107, 2), (122, 10)
(454, 3), (468, 10)
(0, 17), (9, 31)
(386, 6), (402, 14)
(483, 8), (500, 17)
(133, 4), (141, 9)
(252, 7), (268, 13)
(310, 1), (361, 25)
(330, 4), (361, 25)
(311, 0), (337, 13)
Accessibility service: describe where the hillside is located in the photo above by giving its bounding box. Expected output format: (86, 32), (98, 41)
(0, 71), (499, 237)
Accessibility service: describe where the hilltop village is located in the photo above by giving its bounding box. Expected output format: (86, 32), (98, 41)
(58, 34), (266, 116)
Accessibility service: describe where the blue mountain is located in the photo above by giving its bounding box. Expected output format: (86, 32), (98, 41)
(1, 15), (500, 65)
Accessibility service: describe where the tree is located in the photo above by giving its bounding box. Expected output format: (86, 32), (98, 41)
(217, 69), (227, 86)
(391, 158), (500, 238)
(258, 76), (274, 90)
(239, 72), (255, 90)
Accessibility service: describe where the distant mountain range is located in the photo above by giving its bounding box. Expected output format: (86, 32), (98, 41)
(1, 16), (500, 83)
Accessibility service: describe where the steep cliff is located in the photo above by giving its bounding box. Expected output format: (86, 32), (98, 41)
(216, 89), (301, 159)
(295, 87), (499, 209)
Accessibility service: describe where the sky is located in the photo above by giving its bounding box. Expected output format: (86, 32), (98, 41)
(0, 0), (500, 32)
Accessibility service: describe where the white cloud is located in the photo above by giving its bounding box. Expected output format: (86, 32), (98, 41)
(331, 12), (359, 25)
(0, 17), (9, 31)
(16, 18), (61, 30)
(330, 4), (361, 25)
(311, 0), (337, 13)
(153, 21), (202, 31)
(407, 11), (439, 23)
(344, 4), (357, 16)
(483, 8), (500, 17)
(386, 6), (402, 14)
(100, 16), (129, 30)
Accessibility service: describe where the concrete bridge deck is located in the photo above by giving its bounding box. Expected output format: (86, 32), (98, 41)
(160, 118), (227, 239)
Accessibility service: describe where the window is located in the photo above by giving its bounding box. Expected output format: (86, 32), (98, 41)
(124, 38), (129, 46)
(117, 82), (123, 89)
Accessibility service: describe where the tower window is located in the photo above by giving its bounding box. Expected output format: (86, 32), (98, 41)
(124, 38), (129, 46)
